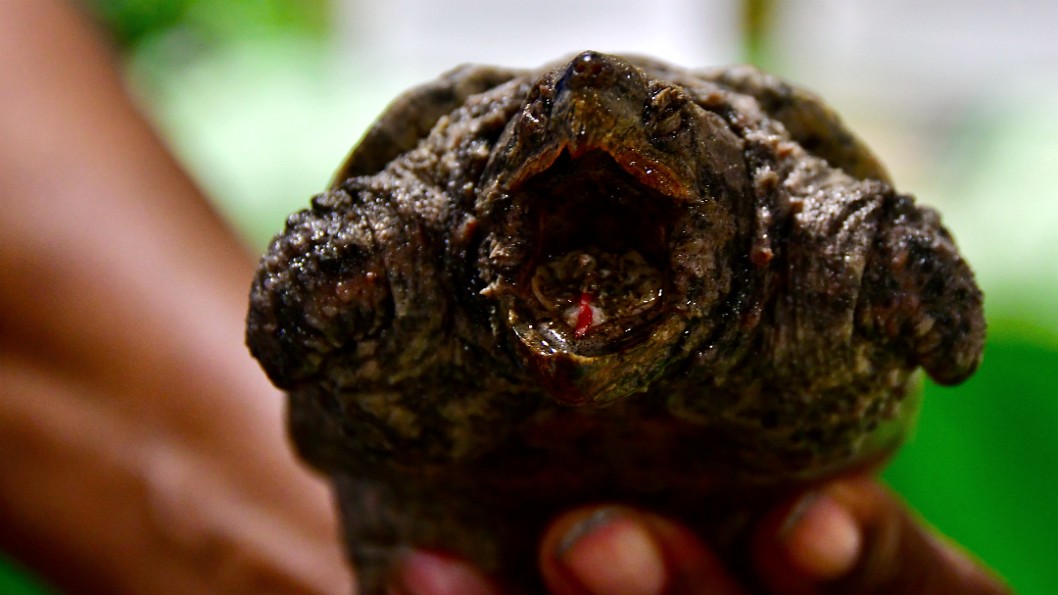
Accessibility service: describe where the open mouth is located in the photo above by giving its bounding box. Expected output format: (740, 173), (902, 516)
(508, 150), (677, 356)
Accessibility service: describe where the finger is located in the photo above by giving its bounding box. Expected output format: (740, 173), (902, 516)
(754, 477), (1012, 595)
(388, 550), (500, 595)
(753, 491), (863, 595)
(539, 505), (747, 595)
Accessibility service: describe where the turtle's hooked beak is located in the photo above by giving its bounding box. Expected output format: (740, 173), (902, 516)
(475, 53), (701, 406)
(475, 51), (744, 406)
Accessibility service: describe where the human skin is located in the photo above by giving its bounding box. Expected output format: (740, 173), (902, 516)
(390, 476), (1010, 594)
(0, 1), (350, 592)
(0, 1), (1010, 594)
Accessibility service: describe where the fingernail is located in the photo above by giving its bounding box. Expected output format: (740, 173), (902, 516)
(556, 508), (667, 595)
(779, 493), (862, 581)
(390, 550), (497, 595)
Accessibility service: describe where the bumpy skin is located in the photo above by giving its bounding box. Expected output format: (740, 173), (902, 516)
(246, 52), (984, 593)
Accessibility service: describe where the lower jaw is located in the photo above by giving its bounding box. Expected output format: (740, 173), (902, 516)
(506, 306), (687, 406)
(506, 297), (667, 358)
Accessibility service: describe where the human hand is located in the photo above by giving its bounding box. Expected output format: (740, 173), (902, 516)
(387, 475), (1010, 594)
(0, 3), (353, 592)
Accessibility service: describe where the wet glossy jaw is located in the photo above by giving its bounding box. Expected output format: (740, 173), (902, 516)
(508, 150), (677, 357)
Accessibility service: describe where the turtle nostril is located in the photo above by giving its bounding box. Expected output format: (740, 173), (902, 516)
(572, 51), (601, 74)
(561, 51), (611, 90)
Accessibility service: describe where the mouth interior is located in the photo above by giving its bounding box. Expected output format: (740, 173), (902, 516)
(512, 150), (675, 354)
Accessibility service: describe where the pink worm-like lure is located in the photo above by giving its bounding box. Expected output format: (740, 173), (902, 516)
(574, 292), (594, 338)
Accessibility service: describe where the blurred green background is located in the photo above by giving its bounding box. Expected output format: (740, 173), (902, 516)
(4, 0), (1056, 593)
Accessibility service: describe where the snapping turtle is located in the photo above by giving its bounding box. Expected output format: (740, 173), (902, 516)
(246, 51), (984, 593)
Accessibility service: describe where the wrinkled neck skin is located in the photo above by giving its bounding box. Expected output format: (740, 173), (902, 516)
(477, 52), (751, 406)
